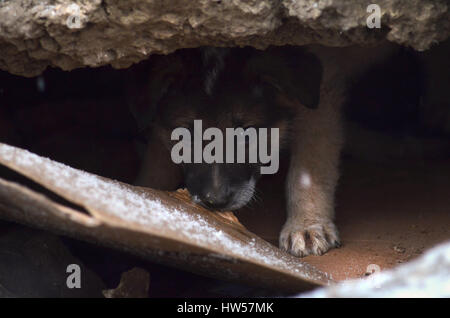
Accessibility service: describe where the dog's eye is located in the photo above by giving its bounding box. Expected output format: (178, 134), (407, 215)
(235, 126), (254, 132)
(233, 121), (254, 130)
(252, 85), (264, 98)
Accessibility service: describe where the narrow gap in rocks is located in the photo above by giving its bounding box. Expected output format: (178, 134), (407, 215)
(0, 42), (449, 295)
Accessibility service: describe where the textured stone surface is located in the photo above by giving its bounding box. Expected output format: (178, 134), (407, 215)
(299, 241), (450, 297)
(0, 0), (449, 77)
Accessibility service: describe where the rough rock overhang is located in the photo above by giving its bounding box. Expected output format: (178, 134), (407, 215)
(0, 0), (449, 77)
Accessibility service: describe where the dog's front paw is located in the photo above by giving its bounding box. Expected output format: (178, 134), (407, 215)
(279, 220), (340, 257)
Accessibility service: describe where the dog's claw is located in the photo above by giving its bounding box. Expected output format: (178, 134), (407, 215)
(279, 221), (340, 257)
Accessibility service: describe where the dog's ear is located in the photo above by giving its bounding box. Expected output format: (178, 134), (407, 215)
(128, 55), (185, 131)
(245, 48), (323, 109)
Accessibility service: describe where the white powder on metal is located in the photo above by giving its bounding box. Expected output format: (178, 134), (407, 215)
(0, 143), (326, 282)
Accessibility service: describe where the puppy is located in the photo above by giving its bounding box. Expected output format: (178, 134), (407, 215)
(134, 44), (396, 257)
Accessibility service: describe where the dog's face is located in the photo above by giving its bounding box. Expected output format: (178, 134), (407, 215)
(148, 47), (322, 211)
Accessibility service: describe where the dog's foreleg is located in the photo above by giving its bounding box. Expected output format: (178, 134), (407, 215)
(280, 78), (345, 257)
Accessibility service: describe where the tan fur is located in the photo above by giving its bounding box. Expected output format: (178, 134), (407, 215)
(280, 42), (398, 256)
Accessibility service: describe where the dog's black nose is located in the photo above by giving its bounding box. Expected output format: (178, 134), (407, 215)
(201, 190), (232, 210)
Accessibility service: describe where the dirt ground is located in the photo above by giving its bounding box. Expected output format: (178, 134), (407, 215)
(236, 157), (450, 281)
